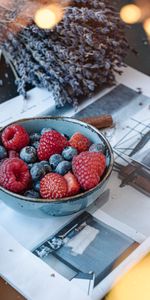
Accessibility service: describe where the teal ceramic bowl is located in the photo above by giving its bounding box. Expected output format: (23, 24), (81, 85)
(0, 117), (114, 216)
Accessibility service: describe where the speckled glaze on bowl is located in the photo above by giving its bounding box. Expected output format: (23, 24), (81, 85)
(0, 117), (114, 217)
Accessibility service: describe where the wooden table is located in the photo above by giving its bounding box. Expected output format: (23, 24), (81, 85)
(0, 277), (25, 300)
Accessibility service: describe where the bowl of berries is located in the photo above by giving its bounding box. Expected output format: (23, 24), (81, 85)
(0, 117), (113, 216)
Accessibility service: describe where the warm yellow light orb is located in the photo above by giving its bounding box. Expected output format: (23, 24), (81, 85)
(120, 4), (141, 24)
(143, 18), (150, 36)
(34, 4), (63, 29)
(107, 254), (150, 300)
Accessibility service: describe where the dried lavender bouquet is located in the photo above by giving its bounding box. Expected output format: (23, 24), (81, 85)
(3, 0), (128, 108)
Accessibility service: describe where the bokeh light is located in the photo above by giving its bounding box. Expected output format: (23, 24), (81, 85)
(34, 4), (64, 29)
(143, 18), (150, 37)
(120, 4), (141, 24)
(106, 253), (150, 300)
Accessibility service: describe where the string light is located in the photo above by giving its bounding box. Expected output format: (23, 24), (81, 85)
(34, 4), (64, 30)
(120, 4), (141, 24)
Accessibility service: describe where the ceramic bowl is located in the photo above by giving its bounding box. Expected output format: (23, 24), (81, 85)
(0, 117), (114, 216)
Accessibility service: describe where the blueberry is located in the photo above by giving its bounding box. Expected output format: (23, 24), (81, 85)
(49, 154), (63, 169)
(55, 161), (72, 175)
(30, 133), (41, 143)
(20, 146), (37, 163)
(62, 146), (77, 161)
(28, 163), (34, 170)
(41, 128), (52, 135)
(24, 190), (40, 198)
(40, 160), (48, 165)
(61, 133), (70, 140)
(40, 161), (52, 173)
(0, 145), (7, 159)
(89, 143), (106, 154)
(30, 163), (45, 181)
(31, 141), (40, 150)
(33, 181), (40, 192)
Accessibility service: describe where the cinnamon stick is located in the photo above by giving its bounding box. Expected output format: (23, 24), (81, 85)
(80, 115), (113, 129)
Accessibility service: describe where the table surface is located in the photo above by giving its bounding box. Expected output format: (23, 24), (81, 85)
(0, 277), (25, 300)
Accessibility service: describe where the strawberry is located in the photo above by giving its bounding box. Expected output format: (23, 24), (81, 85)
(69, 132), (91, 153)
(40, 173), (68, 199)
(72, 151), (106, 191)
(64, 172), (80, 196)
(37, 130), (68, 161)
(0, 158), (31, 193)
(2, 124), (29, 151)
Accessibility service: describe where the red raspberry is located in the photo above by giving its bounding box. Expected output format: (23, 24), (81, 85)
(69, 132), (91, 153)
(0, 159), (6, 167)
(64, 172), (80, 196)
(2, 125), (29, 151)
(79, 151), (106, 177)
(72, 152), (106, 191)
(0, 158), (31, 193)
(40, 173), (68, 199)
(94, 152), (106, 176)
(37, 130), (68, 161)
(8, 150), (19, 158)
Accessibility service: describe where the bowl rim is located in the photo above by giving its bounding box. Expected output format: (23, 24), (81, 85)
(0, 116), (114, 203)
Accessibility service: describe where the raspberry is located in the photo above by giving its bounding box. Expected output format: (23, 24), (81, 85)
(40, 173), (68, 199)
(64, 172), (80, 196)
(2, 125), (29, 151)
(8, 150), (19, 158)
(69, 132), (91, 153)
(94, 152), (106, 177)
(0, 159), (6, 167)
(0, 158), (31, 193)
(72, 152), (106, 191)
(37, 130), (68, 161)
(79, 151), (106, 177)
